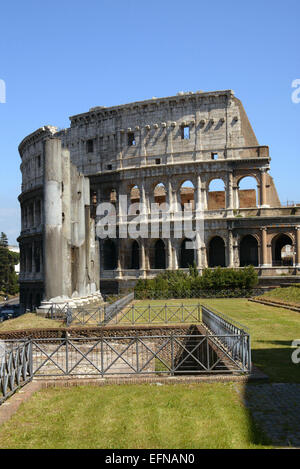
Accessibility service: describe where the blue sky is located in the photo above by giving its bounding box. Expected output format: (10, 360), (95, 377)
(0, 0), (299, 244)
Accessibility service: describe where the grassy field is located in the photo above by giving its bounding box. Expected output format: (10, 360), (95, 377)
(133, 298), (300, 383)
(1, 299), (300, 382)
(0, 383), (270, 449)
(258, 286), (300, 306)
(0, 297), (299, 449)
(0, 313), (64, 332)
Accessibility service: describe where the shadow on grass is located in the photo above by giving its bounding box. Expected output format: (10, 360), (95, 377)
(251, 340), (300, 383)
(241, 341), (300, 448)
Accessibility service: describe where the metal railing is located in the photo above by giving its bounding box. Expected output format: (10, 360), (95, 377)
(111, 303), (202, 325)
(202, 305), (251, 371)
(0, 303), (251, 406)
(0, 340), (32, 404)
(46, 293), (134, 326)
(29, 333), (250, 377)
(47, 303), (72, 321)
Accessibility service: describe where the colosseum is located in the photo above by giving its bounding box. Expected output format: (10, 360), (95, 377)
(18, 89), (300, 311)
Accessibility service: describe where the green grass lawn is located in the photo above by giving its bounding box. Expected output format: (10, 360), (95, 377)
(258, 286), (300, 306)
(1, 297), (299, 449)
(134, 298), (300, 383)
(0, 383), (271, 449)
(0, 313), (64, 332)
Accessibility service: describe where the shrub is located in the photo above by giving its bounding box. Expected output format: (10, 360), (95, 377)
(134, 266), (258, 299)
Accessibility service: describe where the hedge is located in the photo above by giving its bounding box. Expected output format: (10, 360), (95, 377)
(134, 265), (258, 299)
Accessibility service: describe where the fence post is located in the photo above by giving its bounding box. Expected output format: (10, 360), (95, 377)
(29, 341), (33, 379)
(206, 337), (210, 371)
(136, 338), (139, 373)
(171, 335), (174, 376)
(101, 338), (104, 376)
(65, 335), (69, 375)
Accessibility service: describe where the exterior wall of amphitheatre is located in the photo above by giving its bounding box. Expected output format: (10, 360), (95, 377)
(17, 89), (300, 307)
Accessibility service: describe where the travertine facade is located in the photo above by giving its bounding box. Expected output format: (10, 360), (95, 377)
(18, 90), (300, 308)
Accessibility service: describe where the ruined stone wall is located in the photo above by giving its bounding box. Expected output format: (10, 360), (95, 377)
(18, 90), (300, 299)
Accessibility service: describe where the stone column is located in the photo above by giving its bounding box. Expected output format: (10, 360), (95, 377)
(117, 239), (123, 278)
(226, 172), (233, 212)
(195, 174), (202, 212)
(261, 227), (268, 266)
(260, 170), (267, 206)
(166, 178), (173, 210)
(173, 242), (178, 269)
(195, 111), (202, 158)
(140, 239), (146, 277)
(44, 138), (63, 300)
(201, 182), (208, 211)
(140, 180), (147, 215)
(233, 184), (239, 209)
(167, 238), (173, 270)
(117, 130), (123, 170)
(166, 122), (175, 163)
(202, 245), (208, 268)
(227, 229), (234, 267)
(139, 127), (147, 166)
(196, 232), (202, 269)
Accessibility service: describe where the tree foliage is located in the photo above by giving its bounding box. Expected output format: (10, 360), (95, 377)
(0, 233), (19, 296)
(134, 265), (258, 299)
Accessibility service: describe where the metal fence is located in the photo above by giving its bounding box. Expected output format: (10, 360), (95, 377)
(202, 305), (251, 371)
(29, 333), (250, 377)
(47, 293), (134, 326)
(0, 340), (32, 404)
(0, 304), (251, 404)
(111, 303), (202, 325)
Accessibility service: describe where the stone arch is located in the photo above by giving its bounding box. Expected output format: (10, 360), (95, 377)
(237, 176), (258, 208)
(103, 239), (117, 270)
(128, 184), (141, 216)
(239, 234), (259, 266)
(150, 239), (166, 269)
(130, 240), (140, 269)
(180, 238), (196, 268)
(272, 233), (294, 266)
(208, 236), (226, 267)
(207, 178), (226, 210)
(129, 184), (140, 204)
(179, 180), (195, 209)
(153, 182), (167, 205)
(102, 186), (118, 204)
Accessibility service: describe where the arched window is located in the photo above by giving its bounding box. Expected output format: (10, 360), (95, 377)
(208, 179), (225, 210)
(180, 239), (195, 268)
(208, 236), (226, 267)
(154, 183), (166, 205)
(240, 235), (258, 266)
(179, 180), (195, 209)
(153, 239), (166, 269)
(103, 239), (117, 270)
(238, 177), (258, 208)
(130, 185), (140, 204)
(272, 234), (294, 266)
(131, 240), (140, 269)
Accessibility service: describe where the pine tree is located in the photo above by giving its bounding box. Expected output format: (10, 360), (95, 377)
(0, 232), (8, 248)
